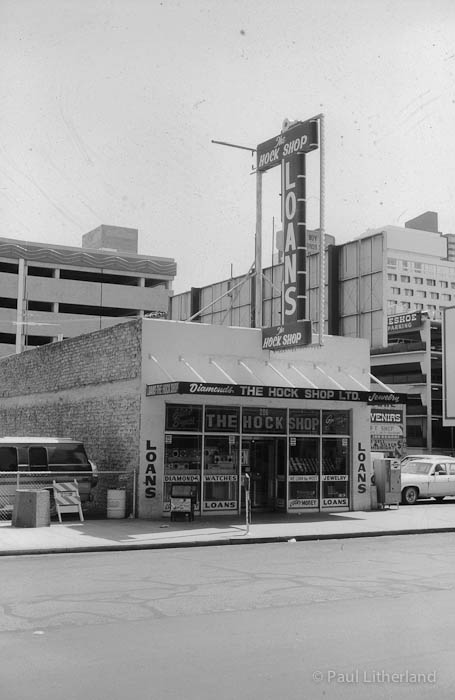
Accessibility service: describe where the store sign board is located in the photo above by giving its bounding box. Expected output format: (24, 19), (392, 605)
(204, 501), (237, 510)
(282, 155), (307, 324)
(256, 120), (319, 172)
(370, 406), (406, 458)
(443, 306), (455, 425)
(147, 382), (408, 404)
(262, 322), (312, 351)
(288, 498), (318, 508)
(387, 311), (422, 335)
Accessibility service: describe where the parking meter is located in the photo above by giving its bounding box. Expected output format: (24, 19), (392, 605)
(243, 471), (251, 531)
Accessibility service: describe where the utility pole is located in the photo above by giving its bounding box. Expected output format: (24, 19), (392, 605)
(211, 139), (260, 327)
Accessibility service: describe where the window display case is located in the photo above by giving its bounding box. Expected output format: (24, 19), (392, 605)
(203, 436), (239, 511)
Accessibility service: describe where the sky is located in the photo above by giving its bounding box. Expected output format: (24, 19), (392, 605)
(1, 0), (455, 293)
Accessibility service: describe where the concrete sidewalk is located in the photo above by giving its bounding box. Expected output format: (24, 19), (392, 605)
(3, 501), (455, 555)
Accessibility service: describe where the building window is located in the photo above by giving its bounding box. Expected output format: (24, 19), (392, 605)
(439, 280), (449, 288)
(400, 275), (410, 283)
(429, 292), (439, 300)
(442, 294), (451, 302)
(414, 277), (423, 284)
(426, 279), (436, 286)
(404, 289), (414, 297)
(0, 297), (17, 309)
(388, 273), (397, 281)
(0, 262), (19, 274)
(391, 287), (401, 295)
(165, 404), (203, 432)
(415, 303), (424, 310)
(401, 302), (411, 310)
(27, 300), (54, 312)
(416, 290), (427, 298)
(28, 266), (54, 278)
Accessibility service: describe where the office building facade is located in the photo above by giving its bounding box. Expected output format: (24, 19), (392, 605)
(0, 226), (176, 358)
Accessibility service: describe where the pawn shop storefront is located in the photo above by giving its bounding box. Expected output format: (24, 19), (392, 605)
(142, 382), (387, 517)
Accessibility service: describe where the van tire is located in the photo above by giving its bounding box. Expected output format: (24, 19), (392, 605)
(402, 486), (419, 505)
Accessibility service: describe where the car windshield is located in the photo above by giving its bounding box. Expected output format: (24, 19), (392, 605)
(401, 461), (432, 474)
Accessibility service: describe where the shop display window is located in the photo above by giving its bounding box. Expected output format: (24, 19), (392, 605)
(322, 437), (349, 505)
(205, 406), (240, 433)
(203, 436), (239, 511)
(242, 407), (286, 434)
(288, 437), (319, 507)
(289, 409), (320, 435)
(163, 434), (202, 509)
(322, 410), (350, 435)
(165, 404), (202, 432)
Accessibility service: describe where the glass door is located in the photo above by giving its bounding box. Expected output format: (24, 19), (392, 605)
(241, 438), (285, 510)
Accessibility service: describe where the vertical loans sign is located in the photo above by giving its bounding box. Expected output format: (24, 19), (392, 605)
(282, 154), (306, 324)
(257, 119), (318, 344)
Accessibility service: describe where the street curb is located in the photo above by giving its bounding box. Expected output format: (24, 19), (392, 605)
(2, 525), (455, 556)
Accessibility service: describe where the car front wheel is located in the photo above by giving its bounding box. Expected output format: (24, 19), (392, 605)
(402, 486), (419, 505)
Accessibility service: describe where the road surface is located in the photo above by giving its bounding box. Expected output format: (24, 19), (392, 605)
(1, 533), (455, 699)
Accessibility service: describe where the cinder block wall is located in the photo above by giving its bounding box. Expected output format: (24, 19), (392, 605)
(0, 320), (143, 516)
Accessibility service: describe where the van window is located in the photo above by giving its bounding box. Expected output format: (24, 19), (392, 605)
(47, 444), (90, 471)
(0, 446), (18, 472)
(29, 446), (48, 470)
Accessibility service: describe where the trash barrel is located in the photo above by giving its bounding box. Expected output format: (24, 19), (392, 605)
(107, 488), (126, 519)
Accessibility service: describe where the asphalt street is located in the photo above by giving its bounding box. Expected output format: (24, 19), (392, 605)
(1, 533), (455, 699)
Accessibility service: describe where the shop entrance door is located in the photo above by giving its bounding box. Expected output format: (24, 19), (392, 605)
(241, 438), (286, 510)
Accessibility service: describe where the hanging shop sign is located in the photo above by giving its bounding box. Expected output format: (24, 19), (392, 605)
(256, 120), (319, 172)
(147, 382), (408, 404)
(387, 311), (422, 335)
(370, 407), (406, 458)
(262, 321), (312, 350)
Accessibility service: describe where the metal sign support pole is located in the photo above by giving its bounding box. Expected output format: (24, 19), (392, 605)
(255, 170), (263, 328)
(318, 113), (325, 346)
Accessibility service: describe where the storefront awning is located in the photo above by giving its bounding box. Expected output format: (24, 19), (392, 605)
(146, 352), (407, 404)
(147, 352), (371, 390)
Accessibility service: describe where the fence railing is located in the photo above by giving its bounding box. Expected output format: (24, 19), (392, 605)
(0, 470), (137, 521)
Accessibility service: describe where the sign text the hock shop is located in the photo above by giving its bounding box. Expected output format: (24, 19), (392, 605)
(256, 120), (319, 172)
(262, 322), (312, 350)
(146, 382), (407, 404)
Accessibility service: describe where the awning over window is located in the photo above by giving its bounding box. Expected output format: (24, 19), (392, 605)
(146, 351), (372, 392)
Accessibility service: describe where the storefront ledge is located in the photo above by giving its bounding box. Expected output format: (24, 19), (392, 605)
(4, 525), (455, 557)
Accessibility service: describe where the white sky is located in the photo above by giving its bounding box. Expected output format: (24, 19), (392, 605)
(1, 0), (455, 293)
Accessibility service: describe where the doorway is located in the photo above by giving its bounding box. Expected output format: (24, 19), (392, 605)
(241, 437), (286, 510)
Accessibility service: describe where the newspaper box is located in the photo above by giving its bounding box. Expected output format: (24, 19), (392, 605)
(170, 484), (197, 522)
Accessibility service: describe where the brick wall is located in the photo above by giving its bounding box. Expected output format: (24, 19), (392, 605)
(0, 320), (143, 516)
(0, 319), (142, 397)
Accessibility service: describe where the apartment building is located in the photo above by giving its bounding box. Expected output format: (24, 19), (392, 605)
(0, 225), (176, 358)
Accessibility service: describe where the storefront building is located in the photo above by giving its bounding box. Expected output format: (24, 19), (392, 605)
(139, 320), (405, 518)
(0, 317), (405, 519)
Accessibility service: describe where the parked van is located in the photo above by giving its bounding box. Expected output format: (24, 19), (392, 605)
(401, 456), (455, 504)
(0, 437), (98, 514)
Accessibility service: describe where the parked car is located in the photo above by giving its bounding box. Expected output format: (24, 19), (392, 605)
(401, 456), (455, 504)
(399, 454), (432, 467)
(0, 437), (98, 514)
